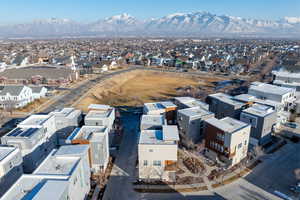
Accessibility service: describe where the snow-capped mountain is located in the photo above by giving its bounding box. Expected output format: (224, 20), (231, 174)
(0, 12), (299, 38)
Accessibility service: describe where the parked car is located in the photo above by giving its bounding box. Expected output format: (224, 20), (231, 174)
(284, 122), (298, 129)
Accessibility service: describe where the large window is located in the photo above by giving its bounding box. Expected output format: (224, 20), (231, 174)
(153, 160), (161, 166)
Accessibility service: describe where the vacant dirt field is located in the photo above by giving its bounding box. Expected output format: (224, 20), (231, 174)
(75, 70), (225, 111)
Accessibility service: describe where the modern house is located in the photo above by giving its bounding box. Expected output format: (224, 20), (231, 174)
(207, 93), (246, 119)
(50, 107), (82, 130)
(138, 125), (179, 181)
(248, 82), (296, 110)
(1, 145), (91, 200)
(85, 104), (115, 132)
(66, 126), (109, 173)
(234, 93), (287, 126)
(174, 96), (209, 110)
(140, 115), (167, 131)
(177, 107), (214, 143)
(0, 146), (23, 197)
(143, 101), (177, 124)
(204, 117), (250, 167)
(1, 115), (57, 173)
(0, 85), (33, 108)
(240, 104), (277, 146)
(272, 69), (300, 91)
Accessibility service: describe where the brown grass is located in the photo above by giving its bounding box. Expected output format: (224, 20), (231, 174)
(75, 70), (224, 112)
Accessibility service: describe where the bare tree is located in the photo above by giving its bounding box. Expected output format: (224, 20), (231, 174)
(294, 168), (300, 181)
(252, 146), (265, 158)
(3, 100), (18, 115)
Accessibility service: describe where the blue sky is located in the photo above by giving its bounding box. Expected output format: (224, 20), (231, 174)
(1, 0), (300, 24)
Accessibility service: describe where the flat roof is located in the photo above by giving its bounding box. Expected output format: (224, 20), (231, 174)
(28, 179), (69, 200)
(68, 126), (107, 141)
(144, 102), (165, 112)
(0, 146), (17, 162)
(6, 127), (40, 138)
(242, 104), (275, 117)
(34, 155), (79, 176)
(249, 82), (295, 96)
(178, 107), (213, 117)
(55, 145), (89, 157)
(139, 128), (178, 145)
(174, 97), (208, 109)
(85, 110), (111, 119)
(140, 115), (165, 126)
(162, 125), (179, 141)
(1, 175), (69, 200)
(50, 108), (80, 118)
(205, 117), (249, 133)
(88, 104), (111, 110)
(19, 115), (51, 126)
(209, 93), (245, 107)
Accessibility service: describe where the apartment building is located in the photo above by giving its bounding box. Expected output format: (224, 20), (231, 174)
(1, 145), (91, 200)
(138, 125), (179, 181)
(66, 126), (109, 173)
(140, 114), (167, 130)
(85, 104), (115, 132)
(248, 82), (296, 110)
(174, 96), (209, 110)
(207, 93), (246, 119)
(143, 101), (177, 124)
(177, 107), (214, 143)
(0, 146), (23, 197)
(1, 115), (57, 173)
(240, 104), (276, 146)
(204, 117), (250, 167)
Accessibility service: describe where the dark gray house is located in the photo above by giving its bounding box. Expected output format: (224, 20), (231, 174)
(240, 104), (277, 146)
(207, 93), (247, 119)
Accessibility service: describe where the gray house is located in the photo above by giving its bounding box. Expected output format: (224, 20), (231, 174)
(177, 107), (214, 143)
(240, 104), (277, 146)
(207, 93), (246, 119)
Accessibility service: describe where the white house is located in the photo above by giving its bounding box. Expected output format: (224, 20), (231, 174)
(2, 114), (57, 173)
(66, 126), (110, 173)
(85, 105), (115, 132)
(30, 86), (48, 100)
(204, 117), (250, 167)
(0, 146), (23, 197)
(0, 85), (33, 108)
(138, 125), (179, 181)
(1, 145), (91, 200)
(248, 82), (296, 110)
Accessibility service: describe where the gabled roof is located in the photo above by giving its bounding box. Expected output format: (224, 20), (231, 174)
(0, 85), (27, 96)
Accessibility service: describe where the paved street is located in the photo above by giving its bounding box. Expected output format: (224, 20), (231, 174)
(102, 110), (286, 200)
(245, 141), (300, 199)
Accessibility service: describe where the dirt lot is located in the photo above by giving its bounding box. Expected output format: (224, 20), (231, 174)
(75, 70), (225, 112)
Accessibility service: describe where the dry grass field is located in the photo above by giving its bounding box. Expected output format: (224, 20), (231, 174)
(75, 70), (225, 111)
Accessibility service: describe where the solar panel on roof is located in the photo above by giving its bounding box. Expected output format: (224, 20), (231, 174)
(20, 128), (38, 137)
(7, 128), (22, 137)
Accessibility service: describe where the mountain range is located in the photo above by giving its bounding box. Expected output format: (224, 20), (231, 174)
(1, 12), (300, 38)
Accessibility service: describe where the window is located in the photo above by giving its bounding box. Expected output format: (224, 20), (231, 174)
(149, 149), (153, 152)
(238, 143), (242, 149)
(143, 160), (148, 166)
(153, 160), (161, 166)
